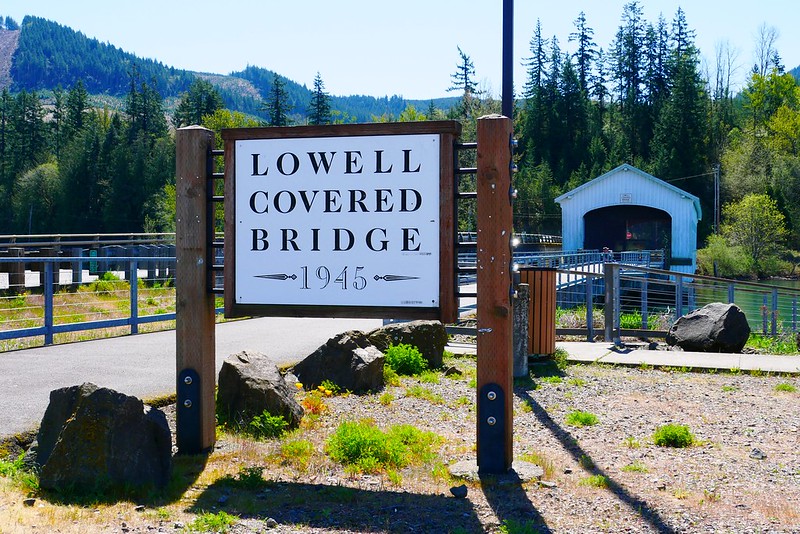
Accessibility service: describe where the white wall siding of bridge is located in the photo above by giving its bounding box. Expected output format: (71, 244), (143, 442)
(555, 164), (701, 274)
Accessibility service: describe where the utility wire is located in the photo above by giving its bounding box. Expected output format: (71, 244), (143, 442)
(665, 171), (715, 183)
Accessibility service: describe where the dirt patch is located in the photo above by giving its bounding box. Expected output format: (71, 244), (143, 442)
(0, 29), (20, 89)
(2, 358), (799, 533)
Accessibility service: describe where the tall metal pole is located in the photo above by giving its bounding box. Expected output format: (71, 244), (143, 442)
(714, 163), (720, 234)
(502, 0), (514, 119)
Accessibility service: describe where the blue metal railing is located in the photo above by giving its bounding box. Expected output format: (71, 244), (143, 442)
(1, 256), (179, 346)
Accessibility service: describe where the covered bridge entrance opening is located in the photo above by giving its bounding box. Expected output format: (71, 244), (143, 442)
(584, 205), (670, 252)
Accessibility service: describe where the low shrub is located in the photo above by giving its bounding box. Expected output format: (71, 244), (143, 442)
(326, 420), (439, 473)
(652, 423), (694, 448)
(565, 410), (599, 427)
(248, 410), (288, 439)
(385, 343), (427, 375)
(579, 474), (609, 488)
(186, 511), (238, 533)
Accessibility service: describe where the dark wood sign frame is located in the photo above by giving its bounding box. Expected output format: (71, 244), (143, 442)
(221, 121), (461, 323)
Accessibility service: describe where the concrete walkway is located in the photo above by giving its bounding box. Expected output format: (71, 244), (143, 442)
(557, 341), (800, 374)
(449, 341), (800, 374)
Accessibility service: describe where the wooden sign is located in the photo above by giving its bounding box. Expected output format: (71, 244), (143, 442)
(222, 122), (460, 321)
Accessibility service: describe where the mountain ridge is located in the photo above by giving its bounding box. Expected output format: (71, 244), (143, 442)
(0, 16), (457, 122)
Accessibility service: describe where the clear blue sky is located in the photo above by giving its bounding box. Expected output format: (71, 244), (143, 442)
(3, 1), (798, 100)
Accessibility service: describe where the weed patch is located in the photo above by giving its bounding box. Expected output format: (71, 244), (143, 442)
(653, 424), (694, 448)
(325, 420), (439, 473)
(186, 511), (238, 533)
(385, 343), (428, 375)
(565, 410), (599, 427)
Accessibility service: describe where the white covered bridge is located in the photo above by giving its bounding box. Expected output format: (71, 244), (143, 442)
(554, 164), (701, 274)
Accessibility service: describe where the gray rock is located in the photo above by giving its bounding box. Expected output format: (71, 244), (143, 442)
(26, 383), (171, 491)
(666, 302), (750, 353)
(750, 448), (767, 460)
(292, 331), (384, 392)
(449, 484), (468, 498)
(368, 320), (448, 369)
(217, 351), (304, 428)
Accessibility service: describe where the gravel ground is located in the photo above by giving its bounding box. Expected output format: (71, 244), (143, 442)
(3, 356), (800, 533)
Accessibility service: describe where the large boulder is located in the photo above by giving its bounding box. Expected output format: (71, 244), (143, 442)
(368, 320), (448, 369)
(292, 331), (384, 392)
(217, 351), (304, 428)
(666, 302), (750, 353)
(25, 383), (171, 491)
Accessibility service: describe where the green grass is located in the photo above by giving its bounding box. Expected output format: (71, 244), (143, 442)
(278, 439), (315, 470)
(565, 410), (599, 427)
(325, 420), (439, 473)
(186, 511), (238, 533)
(652, 424), (695, 448)
(746, 333), (799, 355)
(385, 343), (428, 375)
(405, 385), (444, 404)
(774, 382), (797, 393)
(0, 454), (39, 494)
(247, 410), (288, 439)
(579, 474), (609, 488)
(622, 436), (641, 449)
(219, 465), (270, 490)
(499, 518), (541, 534)
(621, 460), (649, 473)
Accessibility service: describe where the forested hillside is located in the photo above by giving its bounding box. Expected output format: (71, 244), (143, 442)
(1, 16), (453, 123)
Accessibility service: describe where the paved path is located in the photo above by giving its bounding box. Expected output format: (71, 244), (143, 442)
(558, 341), (800, 373)
(0, 317), (382, 438)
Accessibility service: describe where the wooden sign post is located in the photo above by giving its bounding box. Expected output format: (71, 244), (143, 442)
(175, 126), (217, 454)
(476, 114), (514, 474)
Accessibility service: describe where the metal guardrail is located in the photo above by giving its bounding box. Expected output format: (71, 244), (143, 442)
(0, 255), (179, 347)
(0, 233), (176, 251)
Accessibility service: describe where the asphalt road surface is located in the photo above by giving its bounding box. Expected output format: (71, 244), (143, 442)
(0, 316), (382, 438)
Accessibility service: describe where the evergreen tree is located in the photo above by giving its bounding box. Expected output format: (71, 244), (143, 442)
(650, 8), (711, 234)
(125, 67), (167, 141)
(0, 89), (13, 209)
(65, 80), (89, 140)
(51, 86), (66, 159)
(263, 73), (292, 126)
(11, 90), (47, 178)
(448, 46), (480, 117)
(569, 12), (597, 95)
(610, 1), (647, 161)
(172, 78), (224, 128)
(57, 115), (106, 232)
(308, 72), (331, 125)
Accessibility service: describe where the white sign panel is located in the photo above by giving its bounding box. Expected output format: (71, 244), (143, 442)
(234, 134), (440, 308)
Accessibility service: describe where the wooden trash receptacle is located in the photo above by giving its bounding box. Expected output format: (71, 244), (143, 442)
(520, 267), (556, 356)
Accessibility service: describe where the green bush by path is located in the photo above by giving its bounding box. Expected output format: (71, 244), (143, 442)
(652, 424), (694, 448)
(385, 343), (428, 375)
